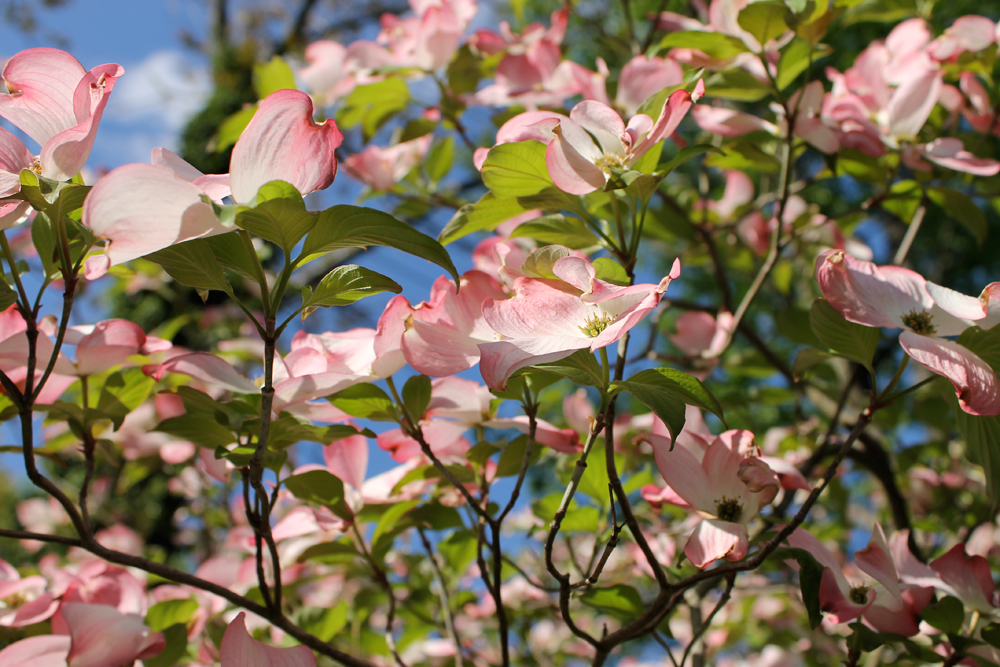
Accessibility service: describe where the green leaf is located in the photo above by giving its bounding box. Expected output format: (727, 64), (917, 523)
(0, 281), (16, 312)
(706, 69), (771, 101)
(143, 624), (189, 667)
(705, 141), (780, 173)
(809, 298), (878, 377)
(267, 413), (371, 450)
(579, 585), (645, 619)
(302, 205), (458, 283)
(927, 187), (988, 244)
(836, 149), (886, 183)
(532, 349), (605, 388)
(156, 416), (236, 449)
(301, 265), (401, 319)
(495, 435), (543, 477)
(253, 56), (296, 98)
(97, 368), (155, 430)
(147, 239), (231, 295)
(792, 348), (835, 380)
(981, 623), (1000, 649)
(846, 622), (892, 654)
(438, 194), (529, 245)
(146, 598), (198, 632)
(425, 136), (455, 183)
(284, 470), (353, 521)
(520, 245), (575, 280)
(236, 182), (318, 250)
(920, 596), (964, 634)
(658, 31), (750, 60)
(592, 258), (629, 286)
(613, 376), (687, 440)
(771, 547), (824, 629)
(509, 214), (599, 249)
(481, 141), (554, 197)
(613, 368), (726, 425)
(402, 374), (432, 421)
(329, 383), (397, 421)
(949, 326), (1000, 501)
(299, 602), (350, 642)
(215, 104), (258, 152)
(578, 444), (612, 506)
(297, 541), (359, 565)
(777, 38), (831, 89)
(202, 232), (262, 282)
(338, 78), (410, 141)
(738, 0), (790, 46)
(659, 144), (726, 176)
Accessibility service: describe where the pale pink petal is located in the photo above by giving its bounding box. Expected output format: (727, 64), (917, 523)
(616, 55), (684, 116)
(221, 612), (316, 667)
(920, 137), (1000, 175)
(73, 319), (147, 376)
(478, 338), (588, 391)
(685, 519), (747, 568)
(82, 163), (228, 268)
(863, 593), (921, 636)
(925, 281), (985, 321)
(272, 372), (372, 411)
(0, 48), (85, 146)
(854, 523), (903, 601)
(0, 127), (33, 196)
(150, 353), (260, 394)
(899, 331), (1000, 416)
(641, 483), (691, 509)
(651, 437), (715, 513)
(323, 434), (369, 491)
(546, 125), (607, 195)
(930, 544), (997, 612)
(757, 455), (811, 491)
(152, 147), (232, 202)
(928, 16), (996, 60)
(814, 249), (927, 329)
(40, 63), (124, 181)
(0, 635), (70, 667)
(715, 170), (754, 220)
(569, 101), (626, 156)
(691, 106), (774, 137)
(64, 603), (164, 667)
(887, 67), (942, 139)
(485, 416), (581, 453)
(229, 89), (343, 203)
(669, 311), (720, 356)
(634, 79), (704, 155)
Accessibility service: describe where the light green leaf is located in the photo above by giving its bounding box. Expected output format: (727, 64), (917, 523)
(425, 135), (455, 183)
(509, 214), (599, 249)
(301, 265), (401, 319)
(481, 141), (554, 197)
(284, 470), (353, 521)
(777, 39), (832, 89)
(705, 141), (780, 172)
(146, 598), (198, 632)
(338, 78), (410, 141)
(329, 383), (397, 421)
(809, 298), (878, 376)
(438, 193), (528, 245)
(658, 31), (750, 60)
(302, 205), (458, 283)
(738, 1), (790, 46)
(97, 368), (155, 430)
(253, 56), (296, 98)
(660, 144), (726, 176)
(706, 69), (771, 101)
(215, 104), (258, 152)
(592, 258), (629, 286)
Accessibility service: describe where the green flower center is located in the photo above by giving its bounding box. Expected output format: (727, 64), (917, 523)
(849, 585), (870, 605)
(594, 154), (626, 174)
(715, 497), (743, 523)
(580, 312), (614, 338)
(901, 308), (936, 336)
(1, 591), (29, 610)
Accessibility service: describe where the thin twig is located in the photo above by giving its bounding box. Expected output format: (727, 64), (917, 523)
(419, 529), (465, 667)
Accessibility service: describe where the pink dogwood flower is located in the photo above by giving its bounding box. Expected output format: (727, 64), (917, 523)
(378, 0), (476, 70)
(786, 524), (930, 635)
(82, 89), (343, 278)
(221, 611), (315, 667)
(815, 249), (1000, 416)
(615, 55), (685, 117)
(0, 559), (57, 627)
(0, 635), (71, 667)
(0, 48), (124, 181)
(645, 427), (779, 568)
(544, 80), (704, 194)
(478, 252), (681, 390)
(62, 602), (165, 667)
(299, 39), (395, 106)
(344, 134), (432, 191)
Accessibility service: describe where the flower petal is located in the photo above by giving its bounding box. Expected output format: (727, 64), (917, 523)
(899, 331), (1000, 416)
(854, 522), (902, 601)
(0, 48), (86, 146)
(230, 89), (343, 203)
(685, 519), (746, 568)
(221, 612), (316, 667)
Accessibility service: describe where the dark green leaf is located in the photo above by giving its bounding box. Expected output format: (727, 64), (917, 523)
(660, 144), (726, 176)
(495, 435), (542, 477)
(97, 368), (155, 430)
(147, 239), (231, 295)
(920, 596), (964, 634)
(284, 470), (353, 521)
(235, 182), (318, 250)
(772, 547), (824, 629)
(705, 141), (780, 173)
(579, 585), (645, 619)
(613, 368), (726, 424)
(847, 622), (892, 653)
(156, 416), (235, 449)
(981, 623), (1000, 649)
(927, 187), (988, 244)
(143, 624), (189, 667)
(297, 541), (359, 565)
(303, 205), (458, 283)
(402, 374), (432, 421)
(204, 233), (263, 281)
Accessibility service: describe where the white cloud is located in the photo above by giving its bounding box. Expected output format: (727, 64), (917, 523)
(110, 50), (212, 131)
